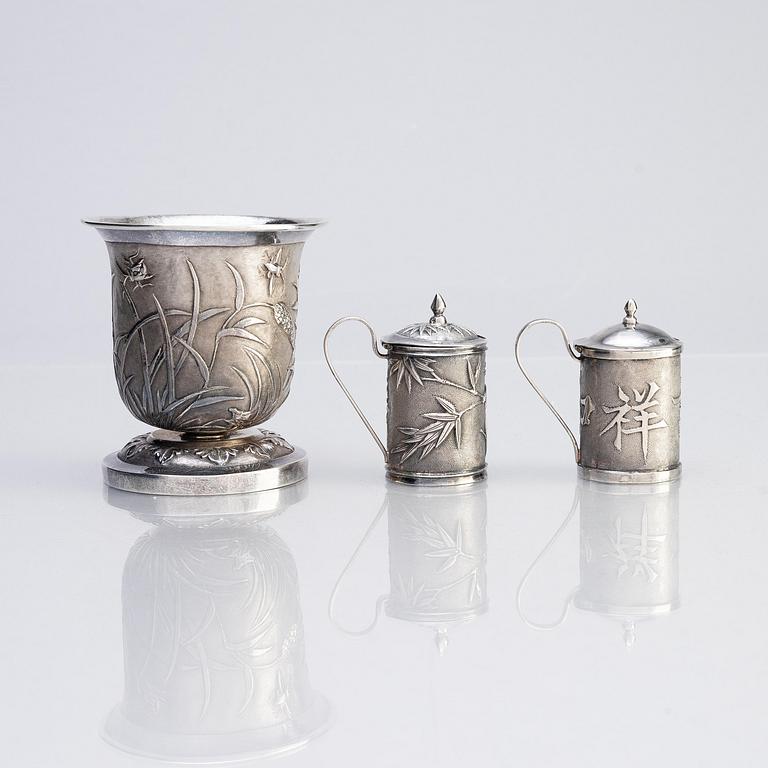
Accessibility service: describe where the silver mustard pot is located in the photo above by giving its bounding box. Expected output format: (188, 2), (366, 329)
(515, 299), (682, 484)
(324, 294), (487, 485)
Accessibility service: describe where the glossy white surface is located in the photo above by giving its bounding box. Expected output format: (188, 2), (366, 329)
(2, 356), (767, 766)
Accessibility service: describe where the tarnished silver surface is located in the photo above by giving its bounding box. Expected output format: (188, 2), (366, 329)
(85, 214), (322, 494)
(328, 482), (488, 654)
(578, 355), (681, 476)
(103, 497), (330, 763)
(103, 444), (308, 496)
(104, 478), (308, 524)
(517, 478), (680, 646)
(515, 299), (682, 483)
(324, 295), (487, 485)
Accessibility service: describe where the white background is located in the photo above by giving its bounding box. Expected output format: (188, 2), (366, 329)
(2, 5), (768, 766)
(2, 0), (767, 366)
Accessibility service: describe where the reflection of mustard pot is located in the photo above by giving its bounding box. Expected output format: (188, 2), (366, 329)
(515, 299), (682, 483)
(103, 499), (329, 763)
(577, 481), (679, 623)
(517, 480), (679, 646)
(324, 294), (487, 485)
(329, 483), (488, 653)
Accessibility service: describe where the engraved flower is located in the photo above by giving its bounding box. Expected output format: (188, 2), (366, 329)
(120, 433), (153, 459)
(153, 447), (185, 465)
(117, 249), (154, 291)
(272, 302), (296, 346)
(194, 446), (239, 465)
(389, 357), (436, 393)
(244, 441), (274, 460)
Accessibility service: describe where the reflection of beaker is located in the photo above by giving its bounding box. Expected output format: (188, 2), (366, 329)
(517, 479), (680, 646)
(329, 483), (488, 653)
(103, 487), (330, 763)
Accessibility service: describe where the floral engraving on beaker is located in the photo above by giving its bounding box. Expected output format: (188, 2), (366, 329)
(111, 250), (297, 435)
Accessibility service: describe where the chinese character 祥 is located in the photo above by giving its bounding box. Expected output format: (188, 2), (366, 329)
(604, 510), (667, 582)
(600, 382), (668, 461)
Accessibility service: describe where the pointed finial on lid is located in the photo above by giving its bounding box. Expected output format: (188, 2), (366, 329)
(430, 293), (447, 325)
(623, 298), (638, 329)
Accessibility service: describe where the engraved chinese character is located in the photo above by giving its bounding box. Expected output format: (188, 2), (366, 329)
(604, 510), (666, 582)
(600, 382), (668, 461)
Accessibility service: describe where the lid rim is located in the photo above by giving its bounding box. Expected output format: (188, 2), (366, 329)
(575, 343), (682, 360)
(382, 339), (488, 354)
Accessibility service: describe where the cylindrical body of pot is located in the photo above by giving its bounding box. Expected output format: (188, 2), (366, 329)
(384, 347), (487, 484)
(385, 484), (488, 623)
(575, 480), (679, 616)
(578, 355), (681, 480)
(85, 216), (322, 437)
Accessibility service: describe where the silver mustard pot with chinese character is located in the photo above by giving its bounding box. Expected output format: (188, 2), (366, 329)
(324, 294), (487, 485)
(515, 299), (681, 484)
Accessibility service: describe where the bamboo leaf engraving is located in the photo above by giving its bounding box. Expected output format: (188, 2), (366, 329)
(434, 395), (457, 415)
(389, 357), (437, 393)
(392, 395), (465, 460)
(391, 355), (485, 465)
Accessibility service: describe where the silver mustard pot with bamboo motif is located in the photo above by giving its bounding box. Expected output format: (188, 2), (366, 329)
(324, 294), (487, 485)
(515, 299), (682, 484)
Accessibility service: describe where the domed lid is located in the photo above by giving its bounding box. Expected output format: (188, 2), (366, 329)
(381, 294), (486, 352)
(574, 299), (682, 360)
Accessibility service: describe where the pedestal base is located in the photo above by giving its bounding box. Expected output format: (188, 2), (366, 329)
(103, 429), (308, 496)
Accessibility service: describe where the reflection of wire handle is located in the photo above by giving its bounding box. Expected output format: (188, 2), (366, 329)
(516, 485), (580, 630)
(323, 316), (388, 459)
(328, 497), (388, 636)
(514, 318), (581, 463)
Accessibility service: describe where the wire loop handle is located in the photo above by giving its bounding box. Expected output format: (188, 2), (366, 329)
(514, 318), (581, 463)
(327, 497), (388, 636)
(515, 484), (580, 630)
(323, 316), (388, 459)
